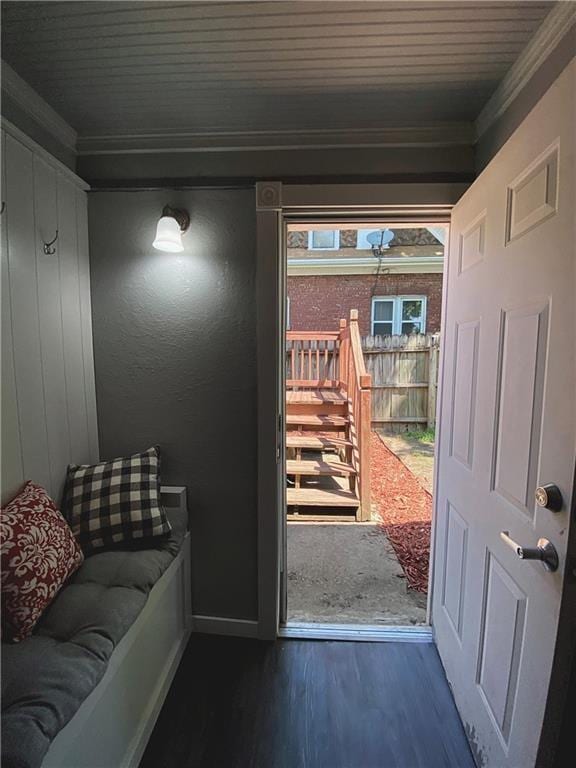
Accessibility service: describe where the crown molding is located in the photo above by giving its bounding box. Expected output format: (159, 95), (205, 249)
(475, 2), (576, 139)
(1, 118), (89, 190)
(1, 61), (77, 152)
(77, 123), (474, 156)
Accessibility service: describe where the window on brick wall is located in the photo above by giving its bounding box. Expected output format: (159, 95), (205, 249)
(371, 296), (426, 335)
(308, 230), (340, 250)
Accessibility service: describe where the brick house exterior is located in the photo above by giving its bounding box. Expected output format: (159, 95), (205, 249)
(287, 227), (444, 335)
(288, 273), (443, 336)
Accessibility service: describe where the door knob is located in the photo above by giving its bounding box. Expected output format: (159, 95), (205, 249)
(500, 531), (559, 572)
(535, 484), (563, 512)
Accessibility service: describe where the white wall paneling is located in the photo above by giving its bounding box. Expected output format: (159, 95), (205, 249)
(0, 125), (98, 504)
(0, 129), (25, 497)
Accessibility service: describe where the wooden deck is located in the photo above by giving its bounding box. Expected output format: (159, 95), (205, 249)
(287, 488), (359, 507)
(286, 435), (352, 450)
(286, 414), (349, 429)
(286, 390), (347, 404)
(286, 459), (356, 477)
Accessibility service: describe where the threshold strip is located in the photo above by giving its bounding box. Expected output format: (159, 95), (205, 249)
(279, 622), (433, 643)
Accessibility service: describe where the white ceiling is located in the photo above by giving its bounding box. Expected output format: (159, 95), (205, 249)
(1, 1), (555, 144)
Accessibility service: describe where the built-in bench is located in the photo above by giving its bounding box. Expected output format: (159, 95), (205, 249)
(1, 488), (192, 768)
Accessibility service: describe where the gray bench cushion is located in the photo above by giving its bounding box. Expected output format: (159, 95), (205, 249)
(1, 511), (187, 768)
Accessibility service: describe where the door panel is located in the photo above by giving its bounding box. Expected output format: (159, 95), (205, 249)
(432, 61), (575, 768)
(441, 502), (468, 640)
(492, 303), (548, 515)
(450, 320), (479, 468)
(476, 552), (526, 744)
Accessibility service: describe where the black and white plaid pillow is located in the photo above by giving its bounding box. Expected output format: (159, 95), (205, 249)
(62, 446), (171, 554)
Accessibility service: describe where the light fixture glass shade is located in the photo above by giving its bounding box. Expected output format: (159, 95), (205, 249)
(153, 215), (184, 252)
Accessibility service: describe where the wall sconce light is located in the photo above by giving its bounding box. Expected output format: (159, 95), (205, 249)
(153, 205), (190, 253)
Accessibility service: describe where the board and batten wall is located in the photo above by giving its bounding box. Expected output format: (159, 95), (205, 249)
(1, 122), (99, 505)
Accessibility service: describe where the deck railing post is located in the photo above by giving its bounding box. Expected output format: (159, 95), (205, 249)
(348, 310), (372, 521)
(359, 376), (372, 521)
(338, 318), (349, 390)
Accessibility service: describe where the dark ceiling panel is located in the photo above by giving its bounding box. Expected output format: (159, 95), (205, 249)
(1, 0), (554, 138)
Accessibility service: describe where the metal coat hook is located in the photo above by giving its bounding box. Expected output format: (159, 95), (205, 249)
(43, 230), (59, 255)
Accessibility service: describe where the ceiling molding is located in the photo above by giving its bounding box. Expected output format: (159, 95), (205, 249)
(76, 124), (474, 156)
(287, 255), (444, 276)
(475, 3), (576, 139)
(1, 61), (78, 152)
(1, 118), (89, 190)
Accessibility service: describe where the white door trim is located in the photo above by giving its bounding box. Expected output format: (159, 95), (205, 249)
(279, 622), (433, 643)
(256, 181), (461, 640)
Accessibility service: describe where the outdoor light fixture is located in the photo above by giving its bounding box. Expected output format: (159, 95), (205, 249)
(153, 206), (190, 253)
(367, 228), (394, 258)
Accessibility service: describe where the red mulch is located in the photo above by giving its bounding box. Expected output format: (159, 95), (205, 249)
(370, 432), (431, 593)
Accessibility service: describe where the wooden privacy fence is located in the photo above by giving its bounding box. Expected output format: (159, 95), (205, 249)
(361, 333), (440, 432)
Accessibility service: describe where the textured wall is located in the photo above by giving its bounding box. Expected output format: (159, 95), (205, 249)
(88, 188), (258, 621)
(288, 273), (443, 336)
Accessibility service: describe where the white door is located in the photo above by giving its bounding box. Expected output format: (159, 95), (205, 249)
(432, 61), (575, 768)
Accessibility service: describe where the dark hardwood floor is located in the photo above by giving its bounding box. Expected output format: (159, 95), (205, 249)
(140, 634), (474, 768)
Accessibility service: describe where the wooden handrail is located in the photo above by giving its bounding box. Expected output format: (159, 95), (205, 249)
(348, 309), (371, 384)
(286, 331), (340, 341)
(343, 309), (372, 520)
(286, 329), (341, 385)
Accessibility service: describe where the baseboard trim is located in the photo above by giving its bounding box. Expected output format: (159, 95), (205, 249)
(191, 614), (259, 638)
(279, 622), (433, 643)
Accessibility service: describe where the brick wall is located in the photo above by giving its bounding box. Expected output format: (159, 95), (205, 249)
(287, 273), (443, 335)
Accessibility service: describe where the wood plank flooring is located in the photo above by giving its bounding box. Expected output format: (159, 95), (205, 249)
(139, 634), (474, 768)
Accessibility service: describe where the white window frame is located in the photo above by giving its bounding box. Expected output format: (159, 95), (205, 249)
(307, 229), (340, 250)
(371, 295), (427, 335)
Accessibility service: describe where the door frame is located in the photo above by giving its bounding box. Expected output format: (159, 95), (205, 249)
(255, 181), (466, 640)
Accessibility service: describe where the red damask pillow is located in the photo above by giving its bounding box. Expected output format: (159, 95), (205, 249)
(1, 481), (84, 642)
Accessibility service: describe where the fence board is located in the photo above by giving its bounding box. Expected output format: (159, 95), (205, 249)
(362, 333), (440, 433)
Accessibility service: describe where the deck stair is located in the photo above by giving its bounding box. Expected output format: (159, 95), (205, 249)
(286, 311), (372, 522)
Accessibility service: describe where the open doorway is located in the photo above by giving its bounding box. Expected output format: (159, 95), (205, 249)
(282, 220), (448, 630)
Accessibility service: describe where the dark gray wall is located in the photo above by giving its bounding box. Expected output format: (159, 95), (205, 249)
(476, 26), (576, 171)
(88, 188), (258, 620)
(77, 145), (475, 188)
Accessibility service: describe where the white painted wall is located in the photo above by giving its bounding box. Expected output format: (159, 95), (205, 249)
(1, 122), (98, 504)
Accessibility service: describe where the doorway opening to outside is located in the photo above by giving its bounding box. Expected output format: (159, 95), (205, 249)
(281, 219), (448, 634)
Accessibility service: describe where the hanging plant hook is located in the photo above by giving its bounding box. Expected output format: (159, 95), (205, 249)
(43, 230), (59, 255)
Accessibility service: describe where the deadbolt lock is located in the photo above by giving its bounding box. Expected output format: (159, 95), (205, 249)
(535, 484), (563, 512)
